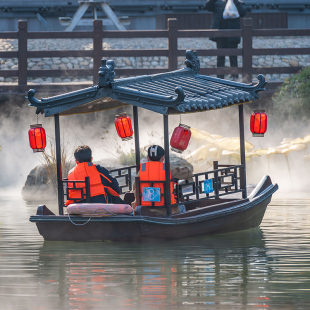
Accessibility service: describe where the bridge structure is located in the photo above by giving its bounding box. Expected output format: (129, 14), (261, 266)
(0, 17), (309, 98)
(0, 0), (310, 31)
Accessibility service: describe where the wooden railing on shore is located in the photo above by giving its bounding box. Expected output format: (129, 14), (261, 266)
(0, 18), (309, 94)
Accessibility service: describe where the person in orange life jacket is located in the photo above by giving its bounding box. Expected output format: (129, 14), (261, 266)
(65, 145), (121, 206)
(132, 145), (191, 215)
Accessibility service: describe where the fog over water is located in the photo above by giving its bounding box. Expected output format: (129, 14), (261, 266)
(1, 93), (310, 309)
(1, 93), (310, 196)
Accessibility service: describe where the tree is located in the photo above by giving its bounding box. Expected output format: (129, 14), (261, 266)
(272, 67), (310, 123)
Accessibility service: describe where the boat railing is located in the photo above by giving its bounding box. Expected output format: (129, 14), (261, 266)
(134, 162), (245, 209)
(174, 163), (245, 206)
(109, 165), (137, 194)
(62, 177), (91, 203)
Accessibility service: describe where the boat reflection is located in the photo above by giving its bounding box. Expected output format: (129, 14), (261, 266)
(34, 228), (271, 308)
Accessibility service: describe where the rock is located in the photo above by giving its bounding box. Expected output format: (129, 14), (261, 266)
(59, 63), (67, 70)
(61, 57), (69, 63)
(123, 57), (131, 66)
(33, 78), (44, 83)
(0, 77), (4, 82)
(5, 78), (13, 82)
(289, 60), (299, 67)
(22, 165), (56, 201)
(53, 78), (62, 83)
(70, 59), (78, 65)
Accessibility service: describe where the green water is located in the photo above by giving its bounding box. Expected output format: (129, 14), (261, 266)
(0, 196), (310, 309)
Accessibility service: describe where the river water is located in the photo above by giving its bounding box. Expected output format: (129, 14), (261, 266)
(1, 195), (310, 310)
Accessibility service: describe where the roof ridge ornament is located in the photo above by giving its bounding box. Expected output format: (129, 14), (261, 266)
(184, 50), (200, 74)
(98, 59), (115, 88)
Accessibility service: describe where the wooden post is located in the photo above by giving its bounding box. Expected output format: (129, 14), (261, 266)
(93, 19), (103, 85)
(54, 114), (64, 215)
(133, 105), (140, 173)
(213, 161), (219, 199)
(238, 104), (247, 198)
(18, 20), (28, 86)
(168, 18), (178, 71)
(163, 114), (171, 216)
(85, 177), (91, 203)
(242, 18), (253, 83)
(135, 176), (141, 206)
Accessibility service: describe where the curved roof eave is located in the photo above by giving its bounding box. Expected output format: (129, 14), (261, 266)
(27, 50), (267, 117)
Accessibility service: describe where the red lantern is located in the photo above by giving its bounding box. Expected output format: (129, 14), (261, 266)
(170, 124), (191, 153)
(114, 114), (133, 141)
(28, 124), (46, 152)
(250, 110), (267, 137)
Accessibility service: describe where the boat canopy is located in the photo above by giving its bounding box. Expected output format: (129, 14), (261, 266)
(27, 50), (267, 117)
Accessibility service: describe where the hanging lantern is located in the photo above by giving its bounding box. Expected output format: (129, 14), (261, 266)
(250, 110), (267, 137)
(114, 114), (133, 141)
(28, 124), (46, 152)
(170, 124), (191, 153)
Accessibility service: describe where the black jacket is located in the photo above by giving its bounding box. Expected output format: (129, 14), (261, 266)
(205, 0), (247, 44)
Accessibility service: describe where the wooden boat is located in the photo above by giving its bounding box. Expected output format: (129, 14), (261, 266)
(27, 50), (278, 241)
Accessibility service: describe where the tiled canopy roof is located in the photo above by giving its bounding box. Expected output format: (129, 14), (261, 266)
(27, 50), (267, 117)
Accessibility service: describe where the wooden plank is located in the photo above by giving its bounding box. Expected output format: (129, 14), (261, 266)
(28, 50), (93, 58)
(93, 20), (102, 85)
(27, 69), (93, 77)
(168, 18), (178, 71)
(0, 32), (18, 39)
(101, 49), (169, 57)
(252, 67), (302, 74)
(28, 31), (94, 39)
(18, 20), (28, 86)
(242, 18), (253, 83)
(0, 70), (18, 77)
(178, 48), (242, 56)
(253, 48), (310, 56)
(253, 29), (310, 37)
(0, 51), (18, 58)
(178, 29), (243, 38)
(101, 30), (169, 39)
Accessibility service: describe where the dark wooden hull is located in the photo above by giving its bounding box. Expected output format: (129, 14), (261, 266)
(30, 176), (278, 241)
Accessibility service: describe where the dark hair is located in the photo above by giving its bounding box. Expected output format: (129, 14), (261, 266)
(147, 145), (165, 161)
(74, 145), (92, 163)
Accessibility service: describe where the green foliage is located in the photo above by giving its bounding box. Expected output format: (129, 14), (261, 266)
(272, 67), (310, 122)
(118, 148), (146, 166)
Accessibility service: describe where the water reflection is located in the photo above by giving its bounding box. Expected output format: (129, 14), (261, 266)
(1, 197), (310, 309)
(29, 229), (268, 309)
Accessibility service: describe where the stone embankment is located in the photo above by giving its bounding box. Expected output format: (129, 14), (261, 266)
(0, 37), (309, 84)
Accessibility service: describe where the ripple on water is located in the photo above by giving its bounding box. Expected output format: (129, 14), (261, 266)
(0, 196), (310, 309)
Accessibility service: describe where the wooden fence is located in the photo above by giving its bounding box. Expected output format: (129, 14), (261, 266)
(0, 18), (309, 94)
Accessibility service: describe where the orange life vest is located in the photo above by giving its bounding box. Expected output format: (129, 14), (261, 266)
(65, 162), (119, 206)
(139, 161), (176, 207)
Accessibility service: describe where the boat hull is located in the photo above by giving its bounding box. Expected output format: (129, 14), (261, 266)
(30, 176), (278, 241)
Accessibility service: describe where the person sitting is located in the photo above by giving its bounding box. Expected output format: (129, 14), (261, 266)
(65, 145), (121, 206)
(132, 145), (193, 215)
